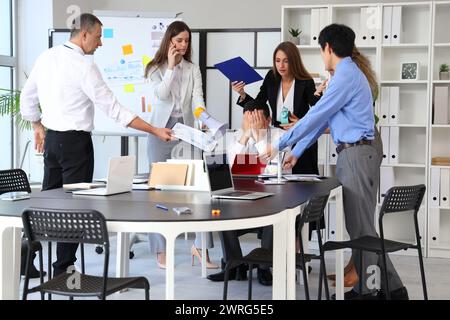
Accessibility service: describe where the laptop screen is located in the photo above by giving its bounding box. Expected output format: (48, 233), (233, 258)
(205, 153), (233, 192)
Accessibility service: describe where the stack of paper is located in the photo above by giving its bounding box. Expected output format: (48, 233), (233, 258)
(63, 182), (105, 191)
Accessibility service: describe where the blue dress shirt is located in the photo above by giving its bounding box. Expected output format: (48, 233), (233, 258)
(276, 57), (375, 158)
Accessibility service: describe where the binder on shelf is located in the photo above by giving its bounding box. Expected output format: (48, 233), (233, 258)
(429, 208), (440, 246)
(310, 8), (320, 45)
(430, 167), (441, 207)
(359, 7), (369, 45)
(380, 86), (390, 125)
(391, 6), (402, 45)
(389, 86), (399, 125)
(380, 126), (390, 165)
(327, 202), (336, 241)
(440, 168), (450, 208)
(328, 135), (337, 165)
(388, 126), (399, 164)
(382, 6), (393, 45)
(380, 167), (395, 200)
(366, 6), (379, 45)
(319, 8), (328, 33)
(434, 86), (449, 125)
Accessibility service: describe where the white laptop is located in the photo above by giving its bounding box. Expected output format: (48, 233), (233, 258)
(204, 153), (273, 200)
(73, 156), (135, 196)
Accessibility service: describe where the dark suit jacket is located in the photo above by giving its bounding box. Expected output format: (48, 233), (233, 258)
(237, 70), (321, 175)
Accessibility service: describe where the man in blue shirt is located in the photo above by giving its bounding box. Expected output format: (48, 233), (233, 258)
(265, 24), (407, 300)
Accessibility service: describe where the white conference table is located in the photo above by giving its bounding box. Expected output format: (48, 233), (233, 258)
(0, 178), (344, 300)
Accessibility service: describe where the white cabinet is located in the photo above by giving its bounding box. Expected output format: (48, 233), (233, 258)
(282, 2), (437, 257)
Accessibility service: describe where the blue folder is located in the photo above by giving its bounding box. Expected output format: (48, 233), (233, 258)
(214, 56), (263, 85)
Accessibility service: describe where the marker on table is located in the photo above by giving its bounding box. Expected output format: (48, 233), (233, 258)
(156, 204), (169, 211)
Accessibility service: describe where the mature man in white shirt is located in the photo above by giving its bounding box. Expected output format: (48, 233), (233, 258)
(20, 13), (172, 276)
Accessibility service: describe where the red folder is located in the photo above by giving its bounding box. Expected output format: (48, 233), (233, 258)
(231, 153), (267, 175)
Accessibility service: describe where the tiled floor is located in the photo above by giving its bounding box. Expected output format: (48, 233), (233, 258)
(22, 233), (449, 300)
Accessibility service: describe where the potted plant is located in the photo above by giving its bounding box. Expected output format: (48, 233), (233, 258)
(0, 88), (33, 130)
(288, 28), (302, 45)
(440, 63), (450, 80)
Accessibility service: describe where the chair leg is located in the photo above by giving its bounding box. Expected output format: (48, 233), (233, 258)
(80, 243), (85, 275)
(223, 262), (232, 300)
(417, 247), (428, 300)
(320, 254), (330, 300)
(318, 259), (323, 300)
(381, 252), (390, 300)
(48, 242), (52, 300)
(144, 280), (150, 300)
(300, 254), (310, 300)
(248, 264), (253, 301)
(22, 249), (33, 300)
(358, 249), (363, 297)
(38, 248), (45, 300)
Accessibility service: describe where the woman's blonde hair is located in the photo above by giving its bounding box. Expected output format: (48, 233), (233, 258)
(351, 47), (378, 101)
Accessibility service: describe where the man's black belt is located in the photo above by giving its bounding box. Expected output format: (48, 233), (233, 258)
(47, 129), (90, 136)
(336, 139), (372, 154)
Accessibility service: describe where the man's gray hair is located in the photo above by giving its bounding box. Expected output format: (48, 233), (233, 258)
(70, 13), (103, 38)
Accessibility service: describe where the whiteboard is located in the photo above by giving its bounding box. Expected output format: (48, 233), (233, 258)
(94, 14), (178, 135)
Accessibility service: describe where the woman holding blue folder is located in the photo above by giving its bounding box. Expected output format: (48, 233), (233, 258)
(232, 41), (320, 175)
(144, 21), (217, 269)
(232, 41), (323, 245)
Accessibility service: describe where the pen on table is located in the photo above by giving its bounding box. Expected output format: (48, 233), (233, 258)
(156, 204), (169, 211)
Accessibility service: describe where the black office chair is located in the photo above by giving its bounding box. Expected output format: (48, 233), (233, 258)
(0, 169), (46, 276)
(223, 193), (331, 300)
(22, 208), (150, 300)
(322, 185), (427, 300)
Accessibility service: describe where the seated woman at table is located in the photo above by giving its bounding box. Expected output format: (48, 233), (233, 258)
(144, 21), (217, 269)
(207, 100), (282, 285)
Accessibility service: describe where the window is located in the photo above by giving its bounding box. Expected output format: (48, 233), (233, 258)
(0, 0), (15, 169)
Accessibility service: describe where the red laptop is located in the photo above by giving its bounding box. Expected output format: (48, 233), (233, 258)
(231, 153), (267, 175)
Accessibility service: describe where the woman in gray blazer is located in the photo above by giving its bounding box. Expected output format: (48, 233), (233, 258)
(144, 21), (217, 269)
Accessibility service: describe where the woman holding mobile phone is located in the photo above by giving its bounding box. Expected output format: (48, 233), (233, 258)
(144, 21), (217, 270)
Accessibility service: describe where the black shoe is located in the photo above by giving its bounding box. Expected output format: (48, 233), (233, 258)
(331, 289), (379, 300)
(207, 265), (248, 282)
(378, 286), (409, 300)
(21, 265), (46, 279)
(257, 268), (272, 286)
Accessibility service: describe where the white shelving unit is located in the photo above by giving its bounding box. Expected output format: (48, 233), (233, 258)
(281, 2), (441, 257)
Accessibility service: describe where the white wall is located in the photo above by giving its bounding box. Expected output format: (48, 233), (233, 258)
(53, 0), (430, 29)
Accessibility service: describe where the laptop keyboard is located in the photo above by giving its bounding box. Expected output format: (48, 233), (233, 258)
(222, 191), (253, 197)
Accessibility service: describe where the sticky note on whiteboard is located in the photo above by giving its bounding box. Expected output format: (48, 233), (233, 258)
(122, 44), (133, 55)
(124, 84), (135, 93)
(104, 29), (114, 39)
(142, 55), (152, 67)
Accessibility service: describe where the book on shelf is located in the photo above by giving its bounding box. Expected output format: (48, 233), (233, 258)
(432, 157), (450, 166)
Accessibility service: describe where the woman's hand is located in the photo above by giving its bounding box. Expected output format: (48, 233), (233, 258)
(283, 155), (298, 170)
(279, 113), (299, 130)
(314, 78), (328, 97)
(231, 81), (247, 100)
(167, 43), (181, 70)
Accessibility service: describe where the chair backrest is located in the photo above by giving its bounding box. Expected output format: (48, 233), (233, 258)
(0, 169), (31, 195)
(22, 208), (109, 248)
(298, 193), (330, 228)
(380, 185), (426, 216)
(378, 185), (426, 244)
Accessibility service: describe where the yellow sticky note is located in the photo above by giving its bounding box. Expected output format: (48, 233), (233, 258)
(122, 44), (133, 55)
(147, 104), (152, 113)
(124, 84), (135, 93)
(142, 55), (152, 67)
